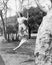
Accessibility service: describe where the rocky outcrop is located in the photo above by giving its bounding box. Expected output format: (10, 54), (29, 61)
(34, 9), (52, 65)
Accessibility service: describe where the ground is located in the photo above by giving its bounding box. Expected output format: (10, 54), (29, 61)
(0, 35), (36, 65)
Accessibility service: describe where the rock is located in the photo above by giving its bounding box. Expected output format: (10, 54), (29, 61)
(0, 55), (5, 65)
(34, 8), (52, 65)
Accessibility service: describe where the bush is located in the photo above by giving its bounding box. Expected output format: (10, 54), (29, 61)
(6, 25), (14, 34)
(6, 24), (19, 41)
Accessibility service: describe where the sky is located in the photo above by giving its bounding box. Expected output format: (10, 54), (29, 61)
(0, 0), (23, 17)
(6, 0), (37, 17)
(0, 0), (51, 18)
(0, 0), (37, 18)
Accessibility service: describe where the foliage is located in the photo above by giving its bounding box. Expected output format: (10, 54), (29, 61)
(22, 7), (46, 33)
(6, 23), (18, 34)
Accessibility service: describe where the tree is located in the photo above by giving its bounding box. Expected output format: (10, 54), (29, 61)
(0, 0), (10, 39)
(22, 7), (46, 38)
(15, 0), (24, 17)
(3, 0), (9, 39)
(0, 10), (6, 38)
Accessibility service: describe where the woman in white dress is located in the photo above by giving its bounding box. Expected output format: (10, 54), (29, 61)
(13, 13), (28, 50)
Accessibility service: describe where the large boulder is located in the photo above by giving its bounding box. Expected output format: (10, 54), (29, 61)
(34, 9), (52, 65)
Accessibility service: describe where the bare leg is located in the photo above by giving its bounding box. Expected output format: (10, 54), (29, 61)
(13, 38), (28, 50)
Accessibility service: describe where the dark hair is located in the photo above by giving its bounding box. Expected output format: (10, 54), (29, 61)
(20, 13), (23, 17)
(23, 20), (28, 26)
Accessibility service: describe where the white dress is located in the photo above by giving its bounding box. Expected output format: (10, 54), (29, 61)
(17, 17), (28, 40)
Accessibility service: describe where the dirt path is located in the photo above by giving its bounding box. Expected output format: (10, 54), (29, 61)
(0, 55), (5, 65)
(0, 36), (35, 65)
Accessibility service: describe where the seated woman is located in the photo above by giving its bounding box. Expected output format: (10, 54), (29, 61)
(13, 13), (28, 50)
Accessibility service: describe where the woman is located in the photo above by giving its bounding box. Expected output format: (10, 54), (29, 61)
(13, 13), (28, 50)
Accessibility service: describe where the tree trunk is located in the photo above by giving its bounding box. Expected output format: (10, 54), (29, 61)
(8, 33), (9, 41)
(16, 32), (17, 40)
(0, 10), (6, 39)
(28, 26), (31, 39)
